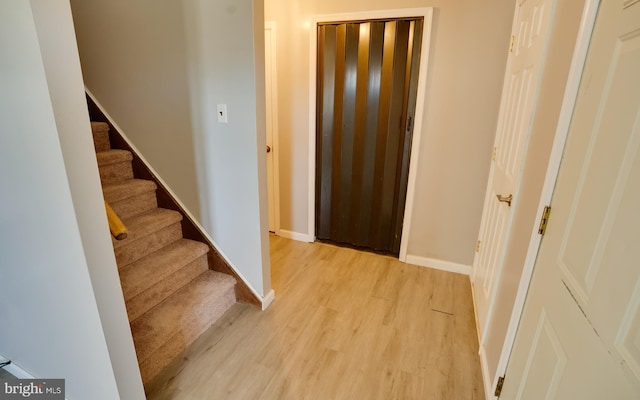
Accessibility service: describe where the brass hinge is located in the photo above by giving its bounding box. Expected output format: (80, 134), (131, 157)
(476, 240), (481, 252)
(538, 206), (551, 235)
(495, 375), (505, 397)
(509, 35), (515, 53)
(492, 147), (497, 161)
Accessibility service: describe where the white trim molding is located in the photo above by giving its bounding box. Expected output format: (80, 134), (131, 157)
(261, 289), (275, 311)
(478, 347), (494, 399)
(307, 8), (434, 258)
(405, 254), (472, 275)
(278, 229), (314, 243)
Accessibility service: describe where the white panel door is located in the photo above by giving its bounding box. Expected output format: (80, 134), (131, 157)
(472, 0), (556, 338)
(502, 1), (640, 398)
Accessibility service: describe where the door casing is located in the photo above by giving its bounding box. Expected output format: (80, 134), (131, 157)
(307, 7), (433, 262)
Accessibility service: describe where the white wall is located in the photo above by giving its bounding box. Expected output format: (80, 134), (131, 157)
(70, 0), (201, 221)
(265, 0), (515, 266)
(0, 1), (141, 398)
(71, 0), (272, 298)
(29, 1), (146, 398)
(183, 0), (272, 296)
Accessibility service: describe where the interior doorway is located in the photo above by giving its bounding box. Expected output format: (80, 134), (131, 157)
(314, 17), (423, 255)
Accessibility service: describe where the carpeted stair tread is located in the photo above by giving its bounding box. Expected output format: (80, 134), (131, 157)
(115, 223), (182, 268)
(112, 192), (157, 220)
(138, 280), (236, 384)
(120, 240), (209, 320)
(112, 208), (182, 249)
(96, 149), (133, 165)
(91, 121), (109, 131)
(137, 283), (236, 384)
(103, 179), (157, 203)
(126, 256), (210, 322)
(121, 239), (208, 299)
(91, 121), (111, 152)
(104, 179), (158, 218)
(131, 270), (237, 365)
(88, 119), (240, 384)
(96, 150), (134, 184)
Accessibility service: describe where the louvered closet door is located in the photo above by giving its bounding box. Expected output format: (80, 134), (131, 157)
(316, 19), (422, 255)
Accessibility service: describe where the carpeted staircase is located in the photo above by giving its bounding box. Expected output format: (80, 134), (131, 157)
(91, 121), (237, 385)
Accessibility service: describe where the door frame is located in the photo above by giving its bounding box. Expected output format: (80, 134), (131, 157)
(306, 7), (433, 259)
(480, 1), (600, 397)
(265, 21), (281, 235)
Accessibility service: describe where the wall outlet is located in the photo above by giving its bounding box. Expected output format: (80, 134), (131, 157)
(217, 104), (228, 123)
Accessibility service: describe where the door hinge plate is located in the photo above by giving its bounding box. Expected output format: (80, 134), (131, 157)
(538, 206), (551, 235)
(495, 375), (505, 397)
(492, 147), (497, 161)
(476, 240), (481, 252)
(509, 35), (515, 53)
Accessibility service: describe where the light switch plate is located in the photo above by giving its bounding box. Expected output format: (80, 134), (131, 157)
(217, 104), (228, 123)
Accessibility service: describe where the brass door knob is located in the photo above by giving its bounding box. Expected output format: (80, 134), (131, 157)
(267, 145), (271, 153)
(496, 194), (513, 206)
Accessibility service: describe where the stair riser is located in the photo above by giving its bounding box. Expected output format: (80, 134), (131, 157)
(125, 255), (209, 321)
(115, 223), (182, 267)
(110, 191), (157, 219)
(93, 131), (110, 152)
(99, 161), (134, 184)
(138, 286), (236, 384)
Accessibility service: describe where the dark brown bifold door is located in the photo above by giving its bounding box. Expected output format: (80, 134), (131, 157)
(316, 18), (423, 255)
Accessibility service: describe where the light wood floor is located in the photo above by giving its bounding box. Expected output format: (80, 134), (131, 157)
(146, 235), (484, 399)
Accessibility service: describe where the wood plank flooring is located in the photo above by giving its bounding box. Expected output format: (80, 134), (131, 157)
(146, 235), (484, 399)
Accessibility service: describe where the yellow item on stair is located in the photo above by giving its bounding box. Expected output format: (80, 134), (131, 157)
(104, 200), (128, 240)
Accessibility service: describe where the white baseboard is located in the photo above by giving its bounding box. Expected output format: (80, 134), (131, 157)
(478, 346), (495, 400)
(278, 229), (313, 243)
(404, 255), (472, 275)
(261, 289), (275, 310)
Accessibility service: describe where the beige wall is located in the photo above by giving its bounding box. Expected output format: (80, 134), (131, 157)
(71, 0), (201, 220)
(265, 0), (515, 265)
